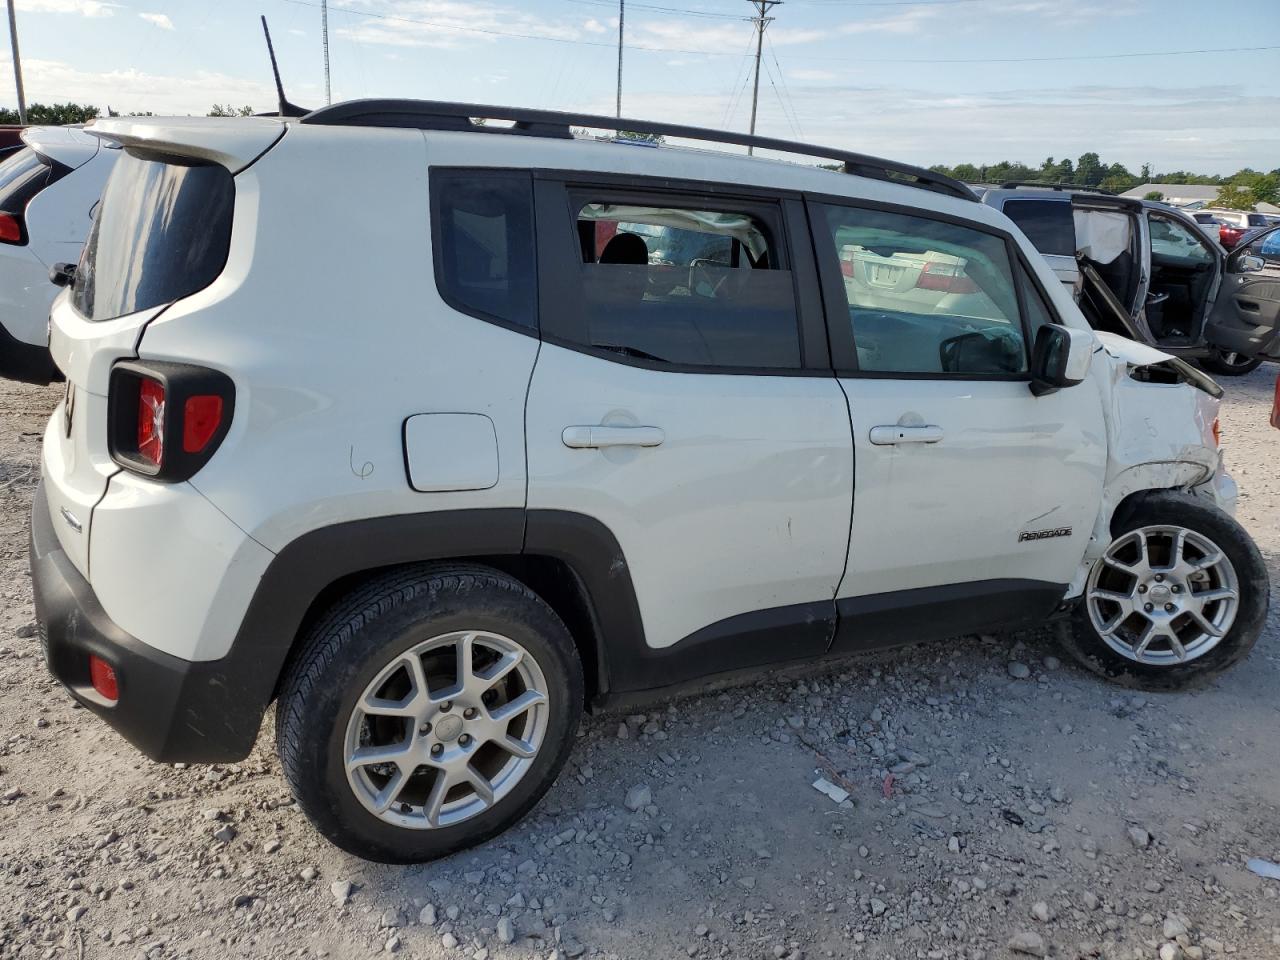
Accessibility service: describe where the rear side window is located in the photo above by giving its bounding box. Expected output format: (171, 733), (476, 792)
(0, 146), (71, 216)
(431, 169), (537, 331)
(1002, 199), (1075, 257)
(72, 151), (234, 322)
(563, 195), (800, 369)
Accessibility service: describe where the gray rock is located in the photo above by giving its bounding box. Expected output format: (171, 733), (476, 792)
(497, 917), (515, 944)
(1159, 944), (1184, 960)
(300, 867), (318, 882)
(419, 904), (437, 926)
(1007, 661), (1031, 679)
(1127, 825), (1152, 849)
(624, 784), (652, 812)
(66, 906), (86, 923)
(212, 825), (237, 844)
(380, 908), (403, 928)
(441, 932), (459, 949)
(1030, 901), (1054, 923)
(1163, 915), (1189, 939)
(1007, 931), (1047, 957)
(869, 898), (886, 917)
(330, 880), (353, 903)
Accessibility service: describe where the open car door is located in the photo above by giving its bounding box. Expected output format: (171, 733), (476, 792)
(1205, 226), (1280, 362)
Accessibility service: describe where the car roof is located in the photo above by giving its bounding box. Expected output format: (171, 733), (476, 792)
(20, 125), (101, 169)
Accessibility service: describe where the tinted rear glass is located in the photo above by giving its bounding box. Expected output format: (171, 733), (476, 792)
(71, 151), (234, 322)
(1002, 199), (1075, 258)
(0, 146), (71, 215)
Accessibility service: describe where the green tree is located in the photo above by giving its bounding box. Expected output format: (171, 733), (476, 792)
(208, 104), (255, 117)
(0, 102), (99, 124)
(1143, 191), (1164, 201)
(615, 130), (664, 144)
(1075, 152), (1104, 186)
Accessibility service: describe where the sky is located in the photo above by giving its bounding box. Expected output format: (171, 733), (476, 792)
(1, 0), (1277, 175)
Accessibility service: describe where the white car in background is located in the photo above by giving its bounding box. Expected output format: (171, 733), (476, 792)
(0, 126), (116, 384)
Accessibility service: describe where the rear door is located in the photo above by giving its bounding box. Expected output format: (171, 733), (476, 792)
(524, 178), (853, 690)
(1205, 226), (1280, 361)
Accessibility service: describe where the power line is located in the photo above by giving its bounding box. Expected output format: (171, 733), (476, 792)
(766, 33), (803, 139)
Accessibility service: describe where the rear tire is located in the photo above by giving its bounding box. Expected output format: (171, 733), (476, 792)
(1199, 350), (1264, 376)
(276, 564), (583, 863)
(1057, 491), (1268, 691)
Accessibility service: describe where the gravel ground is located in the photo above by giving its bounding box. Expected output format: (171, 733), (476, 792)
(0, 367), (1278, 960)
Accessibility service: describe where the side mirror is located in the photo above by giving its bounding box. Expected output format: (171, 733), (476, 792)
(1231, 254), (1265, 275)
(1030, 323), (1092, 397)
(49, 262), (76, 288)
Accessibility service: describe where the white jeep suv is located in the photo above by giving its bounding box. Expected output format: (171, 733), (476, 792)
(32, 102), (1267, 863)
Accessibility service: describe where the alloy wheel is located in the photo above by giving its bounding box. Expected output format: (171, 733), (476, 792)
(343, 630), (549, 829)
(1085, 524), (1238, 666)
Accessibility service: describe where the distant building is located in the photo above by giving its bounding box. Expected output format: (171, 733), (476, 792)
(1120, 183), (1279, 214)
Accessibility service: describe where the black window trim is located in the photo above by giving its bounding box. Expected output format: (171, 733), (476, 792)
(805, 192), (1055, 382)
(531, 170), (829, 377)
(428, 166), (540, 339)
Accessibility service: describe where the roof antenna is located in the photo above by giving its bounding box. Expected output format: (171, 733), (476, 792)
(261, 15), (308, 118)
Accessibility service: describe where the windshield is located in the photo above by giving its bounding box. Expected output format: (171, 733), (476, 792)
(71, 151), (234, 322)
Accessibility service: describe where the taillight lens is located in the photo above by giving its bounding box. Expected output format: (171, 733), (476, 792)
(137, 377), (166, 466)
(1270, 375), (1280, 430)
(1212, 416), (1221, 447)
(108, 361), (234, 481)
(183, 395), (224, 453)
(88, 654), (119, 702)
(0, 211), (22, 244)
(916, 260), (979, 294)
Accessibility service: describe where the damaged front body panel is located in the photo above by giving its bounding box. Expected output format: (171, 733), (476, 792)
(1064, 332), (1233, 598)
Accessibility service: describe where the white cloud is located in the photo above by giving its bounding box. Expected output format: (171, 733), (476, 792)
(583, 17), (608, 35)
(333, 0), (582, 49)
(138, 12), (173, 30)
(837, 8), (938, 35)
(0, 56), (279, 116)
(16, 0), (114, 16)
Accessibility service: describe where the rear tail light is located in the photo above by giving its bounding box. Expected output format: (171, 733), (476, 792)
(0, 211), (23, 244)
(88, 654), (119, 702)
(108, 361), (234, 481)
(915, 260), (979, 294)
(1212, 416), (1221, 447)
(1271, 375), (1280, 430)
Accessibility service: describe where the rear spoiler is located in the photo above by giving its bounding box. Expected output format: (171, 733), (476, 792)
(83, 116), (286, 173)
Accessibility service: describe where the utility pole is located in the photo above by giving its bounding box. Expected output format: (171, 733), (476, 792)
(746, 0), (780, 155)
(615, 0), (624, 120)
(6, 0), (26, 125)
(321, 0), (331, 105)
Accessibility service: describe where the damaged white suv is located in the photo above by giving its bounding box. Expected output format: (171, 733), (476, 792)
(33, 102), (1267, 863)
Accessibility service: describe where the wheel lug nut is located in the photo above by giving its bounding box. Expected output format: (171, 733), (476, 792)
(1165, 603), (1176, 612)
(1154, 574), (1164, 582)
(440, 701), (452, 712)
(463, 707), (477, 719)
(1171, 585), (1181, 593)
(1144, 603), (1154, 612)
(418, 723), (431, 735)
(1138, 584), (1147, 593)
(430, 743), (443, 756)
(459, 734), (472, 746)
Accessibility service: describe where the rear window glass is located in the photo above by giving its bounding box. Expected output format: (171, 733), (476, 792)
(1002, 199), (1075, 258)
(431, 170), (537, 330)
(0, 146), (71, 216)
(71, 151), (234, 322)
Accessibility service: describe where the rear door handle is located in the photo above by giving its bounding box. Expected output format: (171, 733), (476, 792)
(562, 425), (666, 449)
(869, 424), (944, 445)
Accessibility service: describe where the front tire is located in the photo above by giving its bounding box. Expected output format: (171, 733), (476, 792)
(276, 564), (583, 863)
(1057, 491), (1268, 691)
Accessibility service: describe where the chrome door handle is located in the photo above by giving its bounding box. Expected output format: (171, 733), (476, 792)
(869, 424), (944, 445)
(562, 425), (666, 449)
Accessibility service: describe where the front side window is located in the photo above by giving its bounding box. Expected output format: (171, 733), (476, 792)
(72, 151), (234, 322)
(1148, 215), (1214, 265)
(819, 204), (1028, 375)
(1002, 199), (1075, 258)
(432, 170), (536, 330)
(568, 197), (801, 369)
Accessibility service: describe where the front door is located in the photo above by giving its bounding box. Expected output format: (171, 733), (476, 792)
(1205, 226), (1280, 361)
(524, 180), (853, 691)
(808, 198), (1108, 652)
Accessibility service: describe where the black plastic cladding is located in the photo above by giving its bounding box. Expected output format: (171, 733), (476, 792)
(298, 99), (976, 204)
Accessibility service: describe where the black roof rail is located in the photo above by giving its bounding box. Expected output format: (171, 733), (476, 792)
(999, 180), (1115, 196)
(300, 99), (977, 203)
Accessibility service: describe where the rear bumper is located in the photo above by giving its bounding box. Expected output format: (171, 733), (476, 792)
(31, 481), (262, 762)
